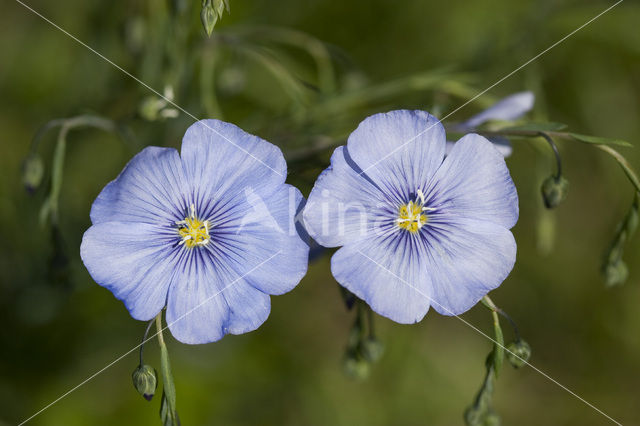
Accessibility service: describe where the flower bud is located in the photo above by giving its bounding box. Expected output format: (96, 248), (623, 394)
(541, 175), (569, 209)
(132, 364), (157, 401)
(201, 0), (217, 37)
(603, 260), (628, 287)
(22, 155), (44, 193)
(343, 353), (370, 380)
(201, 0), (229, 36)
(506, 340), (531, 369)
(465, 408), (500, 426)
(360, 337), (384, 363)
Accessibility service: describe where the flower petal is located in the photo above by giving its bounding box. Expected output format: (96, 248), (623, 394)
(460, 91), (534, 130)
(446, 136), (512, 158)
(165, 253), (231, 344)
(210, 184), (310, 295)
(303, 146), (390, 247)
(165, 251), (273, 344)
(331, 234), (432, 324)
(428, 133), (518, 229)
(180, 119), (287, 219)
(90, 147), (189, 225)
(80, 222), (179, 321)
(345, 110), (446, 204)
(423, 218), (516, 315)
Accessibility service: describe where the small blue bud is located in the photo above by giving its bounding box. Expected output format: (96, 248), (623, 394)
(132, 364), (157, 401)
(541, 175), (569, 209)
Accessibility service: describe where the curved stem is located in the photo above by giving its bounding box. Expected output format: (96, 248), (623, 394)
(495, 307), (521, 342)
(30, 115), (128, 156)
(139, 319), (156, 366)
(538, 132), (562, 180)
(597, 145), (640, 194)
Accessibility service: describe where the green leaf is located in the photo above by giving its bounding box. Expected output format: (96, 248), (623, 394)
(569, 133), (632, 147)
(500, 122), (567, 132)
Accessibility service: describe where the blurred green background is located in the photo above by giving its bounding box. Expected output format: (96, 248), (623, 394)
(1, 0), (639, 425)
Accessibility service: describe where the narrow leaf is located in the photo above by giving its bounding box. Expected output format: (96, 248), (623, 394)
(157, 316), (179, 426)
(569, 133), (632, 147)
(492, 312), (504, 377)
(501, 122), (568, 132)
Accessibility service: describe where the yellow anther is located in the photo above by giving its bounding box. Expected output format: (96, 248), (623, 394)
(177, 204), (210, 248)
(397, 199), (429, 233)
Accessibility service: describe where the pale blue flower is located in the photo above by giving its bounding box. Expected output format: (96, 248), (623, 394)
(303, 110), (518, 323)
(81, 120), (309, 344)
(447, 91), (536, 157)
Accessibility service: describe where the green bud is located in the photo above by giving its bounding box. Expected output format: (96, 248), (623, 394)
(360, 337), (384, 363)
(132, 364), (157, 401)
(343, 353), (370, 380)
(22, 155), (44, 193)
(139, 86), (178, 121)
(506, 340), (531, 369)
(465, 407), (500, 426)
(201, 0), (217, 37)
(139, 96), (163, 121)
(603, 260), (628, 287)
(541, 175), (569, 209)
(201, 0), (229, 36)
(484, 412), (501, 426)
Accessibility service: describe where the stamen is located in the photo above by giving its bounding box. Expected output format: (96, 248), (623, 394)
(397, 191), (434, 233)
(176, 205), (211, 248)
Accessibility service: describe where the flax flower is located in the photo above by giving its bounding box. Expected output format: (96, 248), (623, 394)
(81, 120), (309, 343)
(303, 110), (518, 322)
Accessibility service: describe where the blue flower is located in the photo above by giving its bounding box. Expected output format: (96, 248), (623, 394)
(303, 110), (518, 323)
(447, 91), (535, 157)
(81, 120), (309, 344)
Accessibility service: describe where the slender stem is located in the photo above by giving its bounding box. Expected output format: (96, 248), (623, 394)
(596, 145), (640, 194)
(495, 308), (521, 342)
(155, 312), (165, 348)
(366, 306), (375, 339)
(537, 132), (562, 180)
(48, 126), (68, 225)
(139, 319), (156, 366)
(482, 295), (520, 341)
(481, 295), (497, 311)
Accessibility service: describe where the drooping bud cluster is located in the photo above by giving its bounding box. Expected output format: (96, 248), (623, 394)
(201, 0), (229, 36)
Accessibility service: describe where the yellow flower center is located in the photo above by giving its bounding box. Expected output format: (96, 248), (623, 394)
(396, 189), (433, 233)
(397, 201), (428, 233)
(176, 204), (210, 248)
